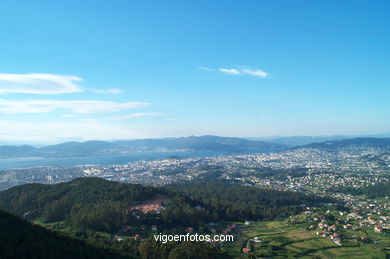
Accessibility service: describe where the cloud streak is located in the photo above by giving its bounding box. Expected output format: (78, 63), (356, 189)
(0, 73), (84, 94)
(218, 68), (241, 75)
(90, 88), (124, 94)
(108, 112), (164, 120)
(242, 68), (268, 78)
(197, 66), (214, 72)
(0, 99), (150, 114)
(199, 67), (269, 78)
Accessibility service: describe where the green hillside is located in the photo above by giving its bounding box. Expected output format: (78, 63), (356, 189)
(0, 209), (125, 259)
(0, 177), (168, 232)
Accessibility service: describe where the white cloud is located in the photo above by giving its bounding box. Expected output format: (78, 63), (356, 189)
(198, 66), (214, 72)
(218, 68), (241, 75)
(0, 73), (83, 94)
(90, 88), (124, 94)
(108, 112), (164, 120)
(242, 69), (269, 78)
(0, 99), (150, 114)
(200, 67), (269, 78)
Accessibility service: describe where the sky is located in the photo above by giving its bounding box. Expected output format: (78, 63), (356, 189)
(0, 0), (389, 144)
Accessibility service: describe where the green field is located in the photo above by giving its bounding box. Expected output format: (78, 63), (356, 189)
(225, 220), (390, 259)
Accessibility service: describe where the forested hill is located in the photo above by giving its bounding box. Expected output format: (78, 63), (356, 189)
(0, 135), (288, 158)
(0, 178), (333, 233)
(0, 177), (168, 232)
(0, 177), (163, 216)
(299, 137), (390, 151)
(0, 209), (125, 259)
(165, 183), (334, 220)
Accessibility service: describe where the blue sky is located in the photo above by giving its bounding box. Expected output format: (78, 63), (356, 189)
(0, 0), (389, 144)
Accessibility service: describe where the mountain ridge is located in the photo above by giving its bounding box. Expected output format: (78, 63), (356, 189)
(297, 137), (390, 151)
(1, 136), (390, 159)
(0, 135), (288, 158)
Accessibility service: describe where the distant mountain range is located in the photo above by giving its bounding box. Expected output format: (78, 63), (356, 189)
(0, 135), (389, 159)
(299, 137), (390, 151)
(255, 133), (390, 146)
(0, 135), (287, 158)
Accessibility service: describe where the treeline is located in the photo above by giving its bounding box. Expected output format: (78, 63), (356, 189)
(190, 165), (310, 183)
(0, 209), (230, 259)
(363, 182), (390, 198)
(165, 183), (332, 221)
(0, 177), (216, 232)
(137, 238), (229, 259)
(0, 178), (165, 232)
(0, 178), (335, 258)
(329, 181), (390, 198)
(0, 178), (333, 233)
(0, 209), (126, 259)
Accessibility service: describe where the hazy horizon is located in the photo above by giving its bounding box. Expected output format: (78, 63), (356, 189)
(1, 132), (389, 146)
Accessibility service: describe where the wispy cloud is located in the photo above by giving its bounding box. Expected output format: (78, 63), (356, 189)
(218, 68), (241, 75)
(90, 88), (124, 94)
(0, 99), (150, 114)
(242, 69), (268, 78)
(108, 112), (164, 120)
(199, 66), (269, 78)
(0, 73), (83, 94)
(197, 66), (214, 72)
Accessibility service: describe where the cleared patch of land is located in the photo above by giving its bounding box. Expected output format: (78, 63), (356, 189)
(224, 220), (389, 258)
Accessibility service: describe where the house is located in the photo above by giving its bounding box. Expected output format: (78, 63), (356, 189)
(329, 225), (337, 231)
(374, 225), (383, 233)
(185, 227), (194, 232)
(333, 238), (342, 246)
(253, 237), (262, 243)
(115, 236), (125, 242)
(242, 247), (250, 254)
(343, 224), (351, 229)
(330, 233), (339, 240)
(227, 224), (237, 230)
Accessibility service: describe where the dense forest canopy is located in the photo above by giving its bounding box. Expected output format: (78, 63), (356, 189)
(0, 209), (126, 259)
(0, 209), (230, 259)
(166, 183), (333, 221)
(0, 178), (333, 233)
(0, 178), (164, 232)
(329, 181), (390, 198)
(0, 178), (339, 258)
